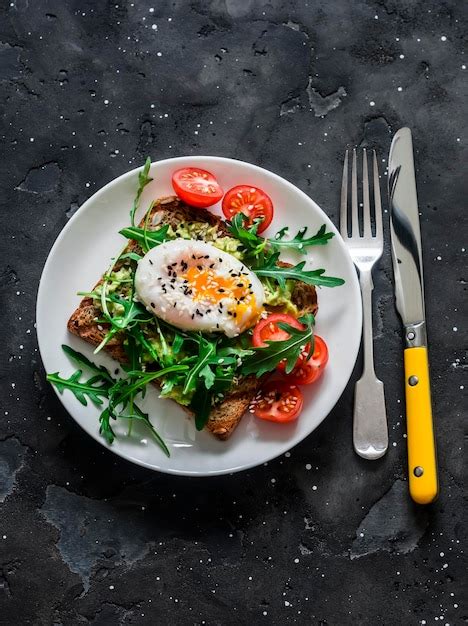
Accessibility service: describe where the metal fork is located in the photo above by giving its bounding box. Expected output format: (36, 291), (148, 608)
(340, 149), (388, 460)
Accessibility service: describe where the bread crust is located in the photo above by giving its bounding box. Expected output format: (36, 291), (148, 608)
(67, 196), (318, 440)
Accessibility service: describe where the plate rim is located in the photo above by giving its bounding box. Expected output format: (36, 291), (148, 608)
(36, 155), (361, 477)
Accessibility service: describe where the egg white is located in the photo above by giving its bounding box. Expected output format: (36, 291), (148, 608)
(135, 239), (265, 337)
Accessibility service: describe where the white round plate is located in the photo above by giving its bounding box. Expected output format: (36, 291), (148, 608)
(37, 156), (361, 476)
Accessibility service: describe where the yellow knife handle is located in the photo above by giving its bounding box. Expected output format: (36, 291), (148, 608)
(404, 346), (438, 504)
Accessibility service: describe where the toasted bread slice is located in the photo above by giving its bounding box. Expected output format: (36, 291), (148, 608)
(68, 196), (318, 440)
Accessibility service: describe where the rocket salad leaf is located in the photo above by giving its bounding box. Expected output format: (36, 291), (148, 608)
(240, 314), (316, 377)
(130, 157), (153, 227)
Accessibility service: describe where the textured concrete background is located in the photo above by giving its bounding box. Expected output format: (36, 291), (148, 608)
(1, 1), (467, 624)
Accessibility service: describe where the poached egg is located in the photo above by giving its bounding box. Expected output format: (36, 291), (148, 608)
(135, 239), (265, 337)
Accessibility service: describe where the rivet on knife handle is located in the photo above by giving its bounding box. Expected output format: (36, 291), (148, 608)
(404, 346), (438, 504)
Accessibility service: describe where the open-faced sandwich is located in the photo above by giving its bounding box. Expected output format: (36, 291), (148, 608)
(47, 160), (344, 456)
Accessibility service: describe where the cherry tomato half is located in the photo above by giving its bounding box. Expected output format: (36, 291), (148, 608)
(222, 185), (273, 233)
(252, 313), (303, 348)
(172, 167), (223, 208)
(252, 314), (311, 372)
(253, 381), (303, 423)
(284, 336), (329, 385)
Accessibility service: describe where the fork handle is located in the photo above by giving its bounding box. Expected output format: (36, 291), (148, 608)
(359, 269), (377, 377)
(353, 269), (388, 459)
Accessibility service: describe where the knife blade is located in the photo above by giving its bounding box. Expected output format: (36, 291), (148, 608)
(388, 127), (438, 504)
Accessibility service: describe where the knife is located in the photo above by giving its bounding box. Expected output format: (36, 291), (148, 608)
(388, 127), (438, 504)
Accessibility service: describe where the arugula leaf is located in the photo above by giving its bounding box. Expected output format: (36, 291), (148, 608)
(118, 251), (142, 262)
(122, 334), (141, 434)
(254, 253), (345, 289)
(217, 345), (254, 360)
(119, 403), (170, 457)
(269, 224), (334, 251)
(228, 213), (264, 252)
(47, 370), (110, 406)
(128, 326), (161, 365)
(241, 314), (315, 376)
(130, 157), (153, 227)
(183, 337), (217, 395)
(119, 224), (170, 250)
(172, 333), (184, 355)
(109, 364), (189, 409)
(48, 345), (171, 455)
(61, 344), (113, 383)
(94, 297), (152, 354)
(190, 387), (214, 431)
(199, 364), (215, 390)
(99, 407), (116, 444)
(228, 214), (335, 258)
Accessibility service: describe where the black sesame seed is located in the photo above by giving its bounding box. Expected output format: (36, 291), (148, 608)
(197, 265), (202, 270)
(151, 302), (155, 308)
(237, 283), (243, 288)
(173, 302), (177, 308)
(191, 313), (195, 319)
(209, 263), (215, 268)
(149, 260), (153, 266)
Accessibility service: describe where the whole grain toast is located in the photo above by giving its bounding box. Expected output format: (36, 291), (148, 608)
(68, 196), (318, 440)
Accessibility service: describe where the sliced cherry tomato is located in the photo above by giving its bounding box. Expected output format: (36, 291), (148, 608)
(222, 185), (273, 233)
(284, 336), (329, 385)
(252, 314), (311, 372)
(253, 381), (303, 423)
(172, 167), (223, 208)
(252, 313), (303, 348)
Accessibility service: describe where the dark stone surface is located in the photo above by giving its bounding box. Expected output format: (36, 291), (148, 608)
(1, 0), (466, 624)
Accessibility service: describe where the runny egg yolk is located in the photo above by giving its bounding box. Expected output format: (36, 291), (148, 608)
(182, 266), (259, 325)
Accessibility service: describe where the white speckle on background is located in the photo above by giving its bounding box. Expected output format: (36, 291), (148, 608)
(399, 54), (405, 59)
(305, 463), (311, 470)
(441, 35), (447, 41)
(370, 101), (375, 106)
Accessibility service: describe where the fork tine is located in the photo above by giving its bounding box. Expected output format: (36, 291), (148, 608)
(351, 149), (359, 237)
(373, 150), (383, 241)
(362, 149), (371, 238)
(340, 150), (349, 238)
